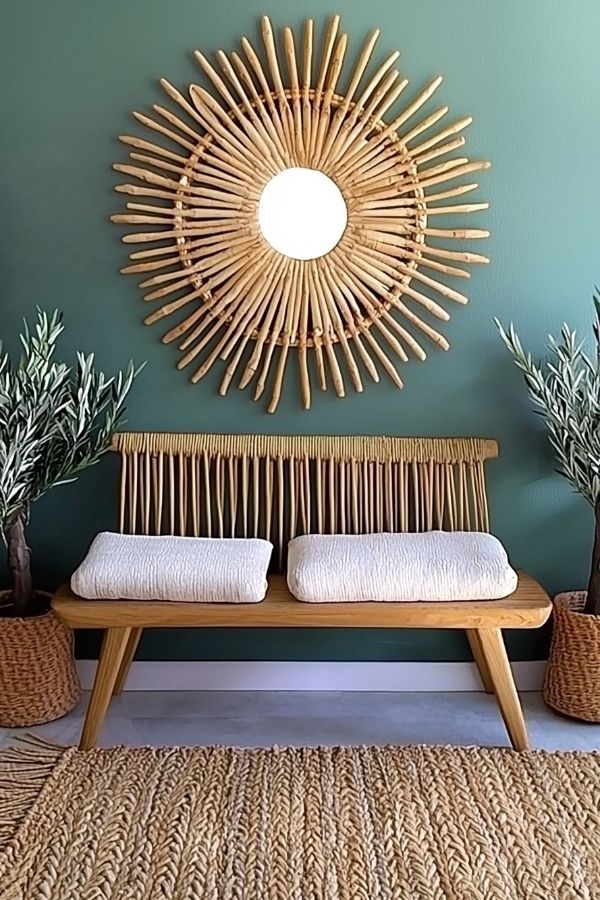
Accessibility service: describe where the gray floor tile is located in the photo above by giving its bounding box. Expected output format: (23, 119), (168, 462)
(128, 714), (508, 749)
(2, 691), (599, 752)
(118, 689), (489, 721)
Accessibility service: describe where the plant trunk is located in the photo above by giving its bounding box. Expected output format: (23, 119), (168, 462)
(7, 513), (33, 616)
(585, 502), (600, 615)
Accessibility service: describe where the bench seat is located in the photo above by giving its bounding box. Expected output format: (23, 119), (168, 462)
(53, 571), (550, 630)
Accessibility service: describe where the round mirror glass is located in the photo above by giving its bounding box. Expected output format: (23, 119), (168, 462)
(258, 167), (348, 260)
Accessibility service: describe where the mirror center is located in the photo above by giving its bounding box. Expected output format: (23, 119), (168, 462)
(258, 167), (348, 260)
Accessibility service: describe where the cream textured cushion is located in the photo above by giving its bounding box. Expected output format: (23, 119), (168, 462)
(71, 532), (273, 603)
(287, 531), (518, 603)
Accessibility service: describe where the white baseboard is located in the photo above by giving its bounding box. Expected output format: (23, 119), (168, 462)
(76, 659), (546, 692)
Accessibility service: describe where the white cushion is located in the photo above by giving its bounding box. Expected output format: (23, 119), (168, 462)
(286, 531), (518, 603)
(71, 532), (273, 603)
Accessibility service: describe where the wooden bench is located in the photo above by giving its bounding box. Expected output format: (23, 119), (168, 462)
(52, 432), (551, 751)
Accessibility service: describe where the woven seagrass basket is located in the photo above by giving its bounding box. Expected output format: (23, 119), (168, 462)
(0, 593), (81, 727)
(543, 592), (600, 723)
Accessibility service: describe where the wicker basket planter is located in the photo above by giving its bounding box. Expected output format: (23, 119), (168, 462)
(0, 592), (81, 727)
(543, 591), (600, 722)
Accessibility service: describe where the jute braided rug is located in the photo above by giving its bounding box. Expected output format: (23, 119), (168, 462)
(1, 739), (599, 899)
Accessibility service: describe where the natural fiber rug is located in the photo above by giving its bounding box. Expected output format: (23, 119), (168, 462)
(1, 740), (599, 899)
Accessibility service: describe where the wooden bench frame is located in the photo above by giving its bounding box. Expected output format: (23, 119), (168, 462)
(51, 432), (551, 751)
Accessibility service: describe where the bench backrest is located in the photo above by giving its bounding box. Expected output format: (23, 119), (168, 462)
(111, 432), (498, 570)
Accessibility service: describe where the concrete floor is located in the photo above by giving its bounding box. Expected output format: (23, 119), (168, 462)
(1, 691), (600, 751)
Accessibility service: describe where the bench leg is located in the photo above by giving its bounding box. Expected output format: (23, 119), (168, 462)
(112, 628), (143, 696)
(466, 629), (494, 693)
(79, 627), (132, 751)
(476, 628), (530, 751)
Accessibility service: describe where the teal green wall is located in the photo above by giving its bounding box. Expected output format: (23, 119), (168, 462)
(2, 0), (599, 662)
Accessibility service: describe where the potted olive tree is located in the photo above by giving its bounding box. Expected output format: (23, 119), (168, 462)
(498, 294), (600, 721)
(0, 309), (141, 726)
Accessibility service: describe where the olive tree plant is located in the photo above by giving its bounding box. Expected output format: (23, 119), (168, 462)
(0, 310), (142, 617)
(497, 295), (600, 615)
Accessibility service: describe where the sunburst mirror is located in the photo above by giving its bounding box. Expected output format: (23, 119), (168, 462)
(112, 15), (490, 413)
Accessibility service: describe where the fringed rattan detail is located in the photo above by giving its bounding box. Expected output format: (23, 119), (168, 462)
(112, 433), (496, 567)
(112, 431), (497, 463)
(0, 736), (70, 853)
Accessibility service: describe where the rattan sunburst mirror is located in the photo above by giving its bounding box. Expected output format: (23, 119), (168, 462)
(112, 15), (490, 413)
